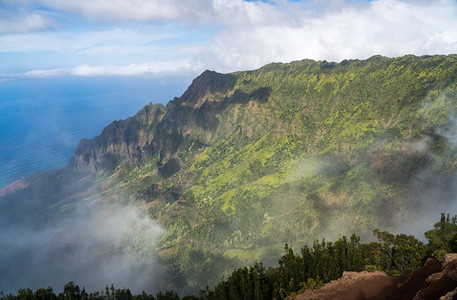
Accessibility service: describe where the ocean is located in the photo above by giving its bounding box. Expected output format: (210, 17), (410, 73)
(0, 76), (190, 188)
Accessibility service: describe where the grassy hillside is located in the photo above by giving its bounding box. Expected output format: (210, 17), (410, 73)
(97, 54), (457, 292)
(4, 54), (457, 293)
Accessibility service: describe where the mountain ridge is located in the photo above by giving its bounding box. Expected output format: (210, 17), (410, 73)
(4, 54), (457, 292)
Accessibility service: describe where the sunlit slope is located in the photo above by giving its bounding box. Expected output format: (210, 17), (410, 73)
(6, 54), (457, 291)
(76, 54), (457, 289)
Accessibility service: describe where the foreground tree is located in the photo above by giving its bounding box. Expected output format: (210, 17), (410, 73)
(425, 213), (457, 259)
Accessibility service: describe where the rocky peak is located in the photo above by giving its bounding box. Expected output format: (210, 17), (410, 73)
(66, 70), (240, 173)
(174, 70), (237, 108)
(67, 103), (167, 171)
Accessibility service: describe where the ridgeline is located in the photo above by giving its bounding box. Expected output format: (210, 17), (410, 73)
(3, 54), (457, 293)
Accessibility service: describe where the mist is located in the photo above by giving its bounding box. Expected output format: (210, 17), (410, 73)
(282, 91), (457, 246)
(397, 117), (457, 239)
(0, 198), (165, 294)
(0, 76), (193, 295)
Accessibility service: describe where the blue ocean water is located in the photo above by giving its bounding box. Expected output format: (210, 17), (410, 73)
(0, 76), (190, 188)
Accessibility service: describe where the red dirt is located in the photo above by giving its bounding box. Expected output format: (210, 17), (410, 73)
(294, 271), (405, 300)
(0, 178), (27, 197)
(294, 258), (454, 300)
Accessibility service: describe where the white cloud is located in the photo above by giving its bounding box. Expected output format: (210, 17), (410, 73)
(40, 0), (215, 22)
(0, 12), (56, 34)
(31, 0), (457, 73)
(19, 60), (202, 79)
(0, 27), (180, 53)
(197, 0), (457, 72)
(38, 0), (284, 25)
(2, 0), (457, 79)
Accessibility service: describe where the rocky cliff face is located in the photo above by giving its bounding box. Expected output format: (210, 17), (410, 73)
(69, 103), (167, 171)
(411, 254), (457, 300)
(67, 69), (271, 174)
(66, 70), (233, 172)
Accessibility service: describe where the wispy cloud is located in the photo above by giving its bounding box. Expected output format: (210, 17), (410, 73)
(18, 60), (201, 79)
(0, 27), (184, 53)
(39, 0), (215, 22)
(0, 12), (56, 34)
(37, 0), (282, 24)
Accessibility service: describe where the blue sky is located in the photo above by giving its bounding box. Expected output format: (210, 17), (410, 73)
(1, 0), (457, 82)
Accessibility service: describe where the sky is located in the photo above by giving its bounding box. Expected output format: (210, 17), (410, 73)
(0, 0), (457, 82)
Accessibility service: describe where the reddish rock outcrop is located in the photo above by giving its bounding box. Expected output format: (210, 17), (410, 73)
(294, 271), (405, 300)
(0, 178), (27, 197)
(412, 256), (457, 300)
(391, 258), (442, 299)
(295, 254), (457, 300)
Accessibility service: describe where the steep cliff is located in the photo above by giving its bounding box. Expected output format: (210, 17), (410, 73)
(67, 70), (267, 174)
(4, 54), (457, 292)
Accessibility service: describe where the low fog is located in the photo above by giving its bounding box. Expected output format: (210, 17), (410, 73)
(2, 90), (457, 296)
(397, 115), (457, 239)
(0, 199), (165, 294)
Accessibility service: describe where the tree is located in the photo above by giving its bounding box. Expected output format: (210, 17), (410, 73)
(391, 233), (425, 273)
(62, 282), (81, 300)
(155, 290), (178, 300)
(34, 287), (57, 300)
(372, 229), (425, 273)
(16, 289), (33, 300)
(425, 213), (457, 258)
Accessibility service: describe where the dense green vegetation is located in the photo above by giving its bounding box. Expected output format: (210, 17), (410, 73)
(201, 229), (427, 299)
(0, 282), (177, 300)
(5, 55), (457, 293)
(132, 55), (457, 292)
(3, 213), (457, 300)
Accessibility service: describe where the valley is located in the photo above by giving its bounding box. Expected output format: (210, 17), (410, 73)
(2, 54), (457, 294)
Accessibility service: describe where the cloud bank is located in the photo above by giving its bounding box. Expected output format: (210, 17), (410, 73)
(202, 0), (457, 71)
(1, 0), (457, 82)
(0, 201), (165, 294)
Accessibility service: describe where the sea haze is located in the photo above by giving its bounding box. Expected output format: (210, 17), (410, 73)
(0, 76), (190, 188)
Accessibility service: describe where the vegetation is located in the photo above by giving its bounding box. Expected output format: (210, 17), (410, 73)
(425, 213), (457, 260)
(0, 282), (172, 300)
(202, 229), (426, 299)
(5, 55), (457, 293)
(137, 55), (457, 291)
(3, 213), (457, 300)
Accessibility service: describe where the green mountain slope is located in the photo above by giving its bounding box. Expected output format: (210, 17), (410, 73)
(4, 54), (457, 292)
